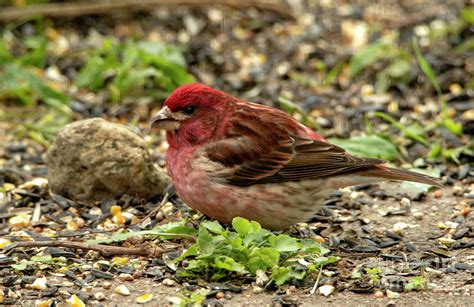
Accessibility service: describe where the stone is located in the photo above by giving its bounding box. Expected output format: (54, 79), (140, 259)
(318, 285), (335, 296)
(46, 118), (169, 202)
(114, 285), (130, 296)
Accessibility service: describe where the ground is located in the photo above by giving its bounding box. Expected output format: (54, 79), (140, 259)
(0, 0), (473, 306)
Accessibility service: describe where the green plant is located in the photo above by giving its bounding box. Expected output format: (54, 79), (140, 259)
(365, 267), (382, 283)
(87, 219), (197, 244)
(329, 134), (399, 161)
(349, 36), (412, 93)
(404, 276), (427, 291)
(176, 217), (337, 286)
(0, 24), (69, 109)
(76, 39), (195, 103)
(412, 38), (463, 136)
(170, 289), (209, 307)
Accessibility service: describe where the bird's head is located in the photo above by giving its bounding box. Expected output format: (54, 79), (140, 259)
(150, 83), (232, 146)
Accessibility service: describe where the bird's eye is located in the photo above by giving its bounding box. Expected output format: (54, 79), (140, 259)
(183, 106), (195, 115)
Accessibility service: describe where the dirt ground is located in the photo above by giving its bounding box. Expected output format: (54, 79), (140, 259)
(1, 0), (473, 306)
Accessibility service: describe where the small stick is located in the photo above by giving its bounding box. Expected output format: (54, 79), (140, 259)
(8, 240), (163, 257)
(310, 265), (323, 295)
(139, 192), (169, 226)
(0, 0), (295, 22)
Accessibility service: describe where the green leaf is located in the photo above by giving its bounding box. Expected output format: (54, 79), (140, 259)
(232, 217), (253, 237)
(11, 262), (27, 271)
(328, 134), (399, 160)
(214, 256), (247, 273)
(405, 276), (427, 291)
(75, 56), (108, 90)
(413, 38), (443, 99)
(300, 239), (330, 255)
(202, 220), (225, 234)
(87, 222), (195, 244)
(31, 255), (54, 264)
(455, 37), (474, 53)
(375, 58), (411, 93)
(428, 141), (442, 160)
(176, 244), (200, 261)
(197, 226), (214, 257)
(248, 248), (280, 273)
(269, 235), (298, 253)
(0, 63), (69, 107)
(349, 40), (393, 78)
(137, 41), (187, 67)
(0, 40), (13, 64)
(312, 256), (338, 267)
(271, 266), (291, 285)
(443, 118), (463, 135)
(370, 112), (429, 145)
(461, 7), (474, 24)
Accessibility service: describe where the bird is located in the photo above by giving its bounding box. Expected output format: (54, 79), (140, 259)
(150, 83), (443, 230)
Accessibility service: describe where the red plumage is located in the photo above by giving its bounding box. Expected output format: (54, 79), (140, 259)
(151, 83), (442, 230)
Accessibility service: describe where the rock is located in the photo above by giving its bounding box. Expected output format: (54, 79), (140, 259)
(94, 292), (105, 301)
(386, 290), (399, 299)
(114, 285), (130, 296)
(46, 118), (170, 202)
(413, 212), (423, 220)
(162, 278), (176, 286)
(318, 285), (335, 296)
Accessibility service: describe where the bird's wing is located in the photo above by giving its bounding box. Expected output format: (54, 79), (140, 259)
(202, 104), (384, 186)
(258, 137), (384, 184)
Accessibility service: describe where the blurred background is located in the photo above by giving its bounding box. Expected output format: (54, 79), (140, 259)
(0, 0), (472, 168)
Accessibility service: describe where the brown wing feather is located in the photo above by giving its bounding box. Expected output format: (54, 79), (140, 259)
(256, 138), (385, 184)
(203, 102), (385, 186)
(205, 133), (384, 186)
(204, 104), (297, 184)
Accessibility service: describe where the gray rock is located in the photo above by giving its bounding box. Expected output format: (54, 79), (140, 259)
(46, 118), (169, 202)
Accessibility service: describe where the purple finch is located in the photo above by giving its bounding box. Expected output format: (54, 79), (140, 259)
(151, 83), (442, 230)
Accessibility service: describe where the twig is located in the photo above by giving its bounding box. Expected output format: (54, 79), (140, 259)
(333, 252), (379, 258)
(9, 240), (163, 257)
(139, 192), (169, 227)
(0, 0), (294, 22)
(310, 265), (323, 295)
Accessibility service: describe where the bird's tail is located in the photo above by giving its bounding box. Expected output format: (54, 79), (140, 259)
(358, 165), (444, 188)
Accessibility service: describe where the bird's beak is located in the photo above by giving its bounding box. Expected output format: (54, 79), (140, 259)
(150, 106), (180, 131)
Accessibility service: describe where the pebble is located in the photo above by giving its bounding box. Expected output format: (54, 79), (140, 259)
(453, 186), (463, 195)
(318, 285), (335, 297)
(94, 292), (105, 301)
(454, 263), (472, 270)
(252, 286), (264, 294)
(386, 290), (400, 299)
(66, 294), (86, 307)
(374, 290), (384, 298)
(114, 285), (130, 296)
(387, 300), (396, 307)
(30, 277), (47, 290)
(453, 228), (469, 240)
(118, 273), (134, 281)
(400, 197), (411, 207)
(413, 212), (424, 220)
(102, 281), (112, 289)
(162, 278), (176, 286)
(255, 269), (269, 286)
(215, 292), (225, 299)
